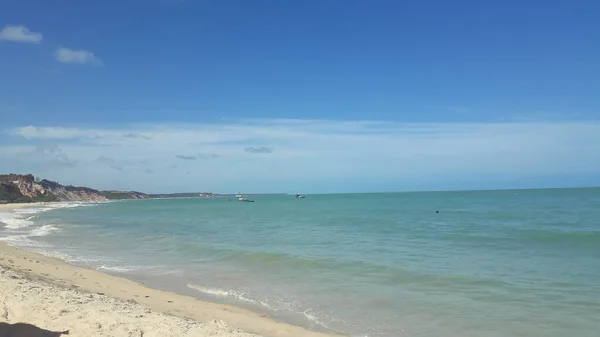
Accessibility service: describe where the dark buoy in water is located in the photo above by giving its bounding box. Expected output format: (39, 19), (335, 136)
(436, 210), (439, 213)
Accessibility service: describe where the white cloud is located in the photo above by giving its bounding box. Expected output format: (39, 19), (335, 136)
(55, 47), (102, 65)
(3, 119), (600, 193)
(0, 25), (43, 43)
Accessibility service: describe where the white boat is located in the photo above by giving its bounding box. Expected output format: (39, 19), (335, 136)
(235, 194), (254, 202)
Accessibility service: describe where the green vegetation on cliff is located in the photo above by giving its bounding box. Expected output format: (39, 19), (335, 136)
(101, 191), (149, 200)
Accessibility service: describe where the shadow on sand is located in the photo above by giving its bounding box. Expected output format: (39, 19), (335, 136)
(0, 322), (69, 337)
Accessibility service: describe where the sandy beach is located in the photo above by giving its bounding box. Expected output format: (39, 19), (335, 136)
(0, 203), (46, 211)
(0, 204), (340, 337)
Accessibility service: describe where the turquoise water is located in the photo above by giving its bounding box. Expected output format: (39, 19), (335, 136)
(1, 189), (600, 337)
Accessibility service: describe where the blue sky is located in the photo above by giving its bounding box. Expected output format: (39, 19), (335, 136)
(1, 0), (599, 193)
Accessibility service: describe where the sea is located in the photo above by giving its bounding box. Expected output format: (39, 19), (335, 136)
(1, 189), (599, 337)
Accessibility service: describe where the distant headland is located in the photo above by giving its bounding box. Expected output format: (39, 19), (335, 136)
(0, 173), (220, 204)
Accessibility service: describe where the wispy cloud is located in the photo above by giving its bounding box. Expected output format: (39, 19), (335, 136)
(95, 156), (115, 165)
(95, 156), (124, 171)
(198, 153), (220, 159)
(0, 25), (42, 44)
(3, 119), (600, 192)
(245, 146), (274, 154)
(175, 155), (197, 160)
(55, 47), (102, 66)
(35, 143), (78, 168)
(122, 132), (152, 140)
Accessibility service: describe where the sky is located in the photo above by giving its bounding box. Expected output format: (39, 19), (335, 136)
(1, 0), (599, 193)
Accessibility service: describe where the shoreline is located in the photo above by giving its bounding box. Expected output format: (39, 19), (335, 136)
(0, 202), (48, 210)
(0, 204), (342, 337)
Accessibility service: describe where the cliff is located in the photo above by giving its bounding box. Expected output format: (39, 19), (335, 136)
(0, 174), (149, 203)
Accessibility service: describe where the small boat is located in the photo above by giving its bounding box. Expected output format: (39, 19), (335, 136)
(295, 194), (305, 199)
(237, 195), (254, 202)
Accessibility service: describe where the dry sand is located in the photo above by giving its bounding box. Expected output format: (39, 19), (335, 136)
(0, 203), (46, 211)
(0, 204), (341, 337)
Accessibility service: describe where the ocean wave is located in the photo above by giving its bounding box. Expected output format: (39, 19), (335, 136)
(0, 201), (91, 237)
(0, 234), (52, 248)
(0, 223), (61, 248)
(0, 202), (83, 256)
(2, 201), (91, 227)
(97, 264), (181, 276)
(28, 224), (61, 237)
(0, 212), (35, 229)
(186, 284), (340, 333)
(38, 250), (73, 261)
(98, 265), (136, 273)
(186, 284), (268, 307)
(303, 309), (333, 331)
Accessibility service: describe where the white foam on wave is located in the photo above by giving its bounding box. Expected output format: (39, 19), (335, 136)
(0, 234), (52, 248)
(1, 201), (91, 230)
(0, 222), (60, 248)
(0, 211), (35, 229)
(303, 309), (333, 330)
(186, 284), (268, 307)
(40, 250), (74, 261)
(68, 256), (103, 264)
(186, 284), (338, 333)
(96, 263), (180, 275)
(0, 200), (90, 232)
(0, 202), (85, 254)
(28, 224), (61, 237)
(98, 265), (135, 272)
(146, 268), (184, 276)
